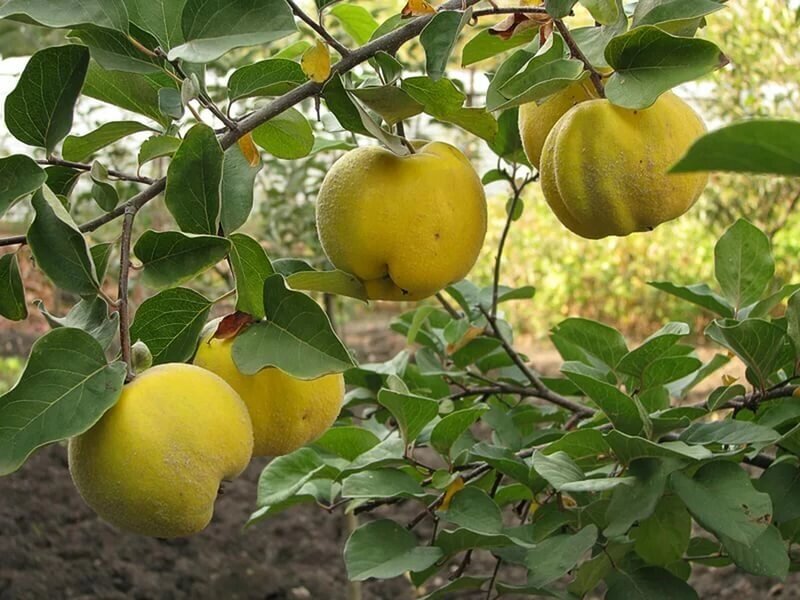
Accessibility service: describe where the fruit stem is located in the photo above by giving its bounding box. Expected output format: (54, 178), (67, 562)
(395, 120), (416, 154)
(118, 205), (138, 381)
(553, 19), (606, 98)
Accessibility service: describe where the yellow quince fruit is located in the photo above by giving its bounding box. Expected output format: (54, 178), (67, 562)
(69, 364), (253, 538)
(539, 92), (708, 239)
(315, 141), (487, 301)
(193, 321), (345, 456)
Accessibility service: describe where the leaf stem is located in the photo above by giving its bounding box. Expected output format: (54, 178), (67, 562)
(286, 0), (351, 57)
(553, 19), (606, 98)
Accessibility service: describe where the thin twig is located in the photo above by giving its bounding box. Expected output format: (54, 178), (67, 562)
(35, 157), (154, 185)
(485, 557), (502, 600)
(286, 0), (351, 57)
(491, 172), (523, 319)
(553, 19), (605, 97)
(0, 0), (483, 249)
(436, 292), (461, 319)
(118, 205), (137, 381)
(471, 7), (550, 18)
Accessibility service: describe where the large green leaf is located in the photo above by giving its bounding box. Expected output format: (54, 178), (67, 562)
(348, 86), (424, 127)
(83, 64), (177, 128)
(0, 154), (45, 217)
(227, 58), (306, 102)
(0, 328), (126, 476)
(133, 230), (230, 290)
(129, 287), (212, 365)
(757, 463), (800, 523)
(314, 426), (380, 461)
(420, 9), (471, 81)
(220, 141), (262, 234)
(670, 461), (772, 545)
(606, 567), (699, 600)
(62, 121), (153, 163)
(377, 388), (439, 446)
(344, 519), (443, 581)
(525, 526), (598, 588)
(714, 219), (774, 310)
(4, 45), (89, 154)
(329, 4), (378, 46)
(27, 187), (99, 295)
(430, 405), (489, 456)
(68, 25), (161, 74)
(342, 469), (425, 500)
(551, 317), (628, 371)
(617, 322), (691, 380)
(632, 495), (691, 565)
(445, 487), (503, 535)
(604, 25), (728, 109)
(252, 108), (314, 160)
(705, 319), (794, 390)
(461, 27), (537, 67)
(228, 233), (274, 319)
(165, 123), (223, 234)
(36, 296), (118, 350)
(648, 281), (733, 317)
(232, 275), (355, 379)
(138, 135), (181, 167)
(605, 458), (674, 537)
(679, 420), (780, 446)
(0, 253), (27, 321)
(671, 119), (800, 177)
(562, 365), (644, 435)
(256, 448), (327, 507)
(720, 525), (789, 578)
(123, 0), (185, 50)
(606, 430), (711, 464)
(0, 0), (128, 32)
(632, 0), (725, 31)
(168, 0), (296, 63)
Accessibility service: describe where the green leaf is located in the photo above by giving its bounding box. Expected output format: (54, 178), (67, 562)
(344, 519), (443, 581)
(0, 254), (27, 321)
(670, 461), (772, 545)
(401, 76), (498, 141)
(4, 45), (89, 154)
(419, 577), (489, 600)
(714, 219), (774, 310)
(220, 141), (262, 234)
(138, 135), (181, 167)
(543, 429), (610, 466)
(545, 0), (578, 18)
(420, 9), (471, 81)
(789, 291), (800, 357)
(580, 0), (619, 24)
(606, 567), (699, 600)
(168, 0), (297, 63)
(633, 495), (691, 565)
(470, 443), (531, 484)
(252, 108), (314, 160)
(720, 525), (789, 578)
(532, 450), (584, 490)
(321, 73), (369, 136)
(342, 469), (425, 499)
(124, 0), (185, 50)
(617, 322), (690, 379)
(430, 406), (489, 457)
(0, 328), (126, 476)
(632, 0), (725, 31)
(256, 447), (327, 506)
(571, 0), (627, 68)
(757, 463), (800, 523)
(525, 525), (598, 588)
(83, 64), (177, 128)
(165, 124), (223, 234)
(89, 166), (119, 212)
(0, 0), (128, 32)
(329, 4), (378, 46)
(445, 487), (503, 535)
(314, 426), (380, 461)
(129, 287), (212, 365)
(705, 319), (794, 390)
(0, 155), (46, 217)
(487, 108), (529, 165)
(348, 86), (424, 127)
(551, 317), (628, 371)
(227, 58), (306, 102)
(286, 270), (368, 302)
(133, 230), (230, 290)
(462, 27), (537, 67)
(648, 281), (733, 317)
(36, 296), (118, 350)
(63, 121), (153, 163)
(742, 283), (800, 320)
(605, 458), (674, 537)
(604, 25), (728, 109)
(680, 420), (780, 446)
(642, 356), (702, 389)
(232, 274), (354, 379)
(606, 430), (711, 464)
(68, 25), (160, 74)
(158, 87), (183, 119)
(671, 120), (800, 177)
(341, 435), (405, 476)
(27, 187), (99, 295)
(377, 388), (439, 446)
(562, 365), (644, 435)
(227, 233), (274, 319)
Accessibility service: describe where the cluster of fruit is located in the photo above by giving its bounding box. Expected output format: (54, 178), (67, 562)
(69, 322), (344, 538)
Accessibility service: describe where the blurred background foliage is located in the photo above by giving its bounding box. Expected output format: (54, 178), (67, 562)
(0, 0), (798, 363)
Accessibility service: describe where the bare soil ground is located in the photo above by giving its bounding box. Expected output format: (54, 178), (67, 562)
(1, 319), (798, 599)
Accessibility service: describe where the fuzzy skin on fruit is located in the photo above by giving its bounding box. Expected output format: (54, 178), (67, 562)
(193, 324), (344, 456)
(518, 81), (598, 168)
(315, 141), (487, 301)
(69, 364), (253, 538)
(539, 92), (708, 239)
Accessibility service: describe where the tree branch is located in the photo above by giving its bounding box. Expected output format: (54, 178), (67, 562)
(286, 0), (351, 57)
(0, 0), (483, 249)
(553, 19), (605, 98)
(118, 204), (137, 381)
(35, 157), (154, 185)
(472, 7), (550, 18)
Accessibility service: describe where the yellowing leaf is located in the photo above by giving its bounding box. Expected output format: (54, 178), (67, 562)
(447, 325), (484, 354)
(237, 133), (260, 167)
(440, 477), (465, 510)
(402, 0), (436, 18)
(722, 374), (739, 386)
(301, 39), (332, 83)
